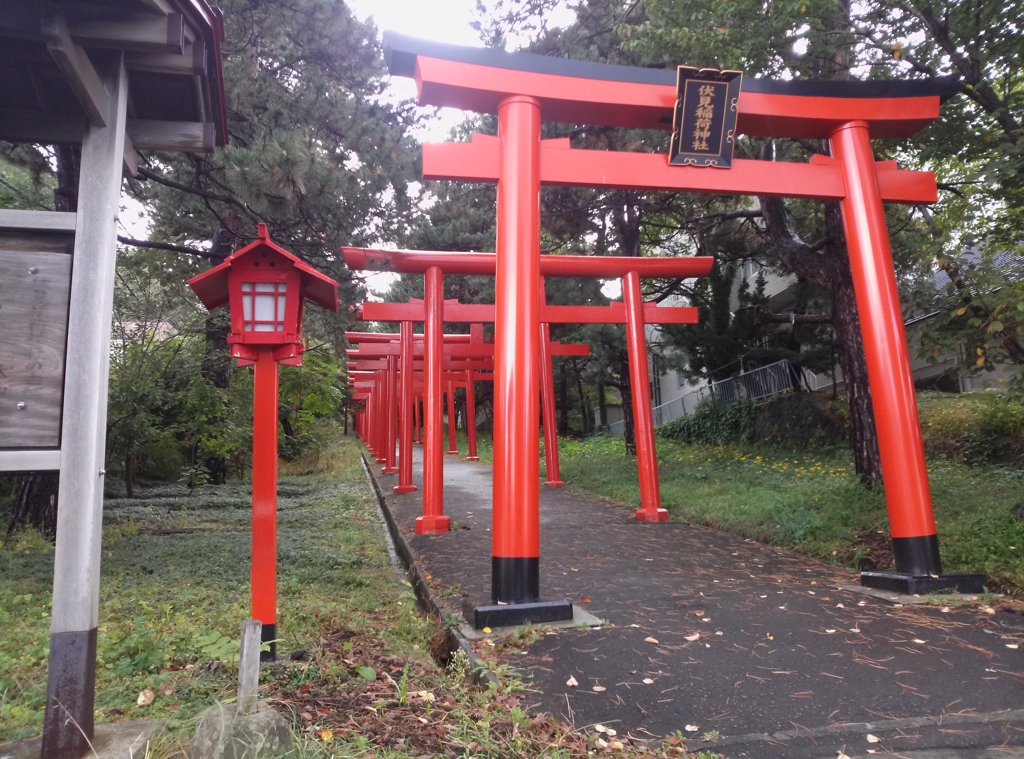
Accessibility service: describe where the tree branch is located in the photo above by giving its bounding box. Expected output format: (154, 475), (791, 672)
(117, 235), (224, 260)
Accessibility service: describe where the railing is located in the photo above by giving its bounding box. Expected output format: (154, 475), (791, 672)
(604, 359), (816, 436)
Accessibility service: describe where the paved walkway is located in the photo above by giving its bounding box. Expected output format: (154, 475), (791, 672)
(372, 445), (1024, 758)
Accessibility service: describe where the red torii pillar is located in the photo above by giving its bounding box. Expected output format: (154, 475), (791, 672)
(622, 269), (667, 522)
(538, 278), (563, 488)
(395, 320), (418, 493)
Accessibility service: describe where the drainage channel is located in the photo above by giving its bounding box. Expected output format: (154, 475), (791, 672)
(359, 452), (496, 685)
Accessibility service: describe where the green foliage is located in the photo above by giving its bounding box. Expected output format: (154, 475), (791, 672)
(0, 146), (56, 211)
(559, 435), (1024, 592)
(920, 391), (1024, 440)
(658, 398), (762, 445)
(136, 0), (422, 349)
(916, 251), (1024, 396)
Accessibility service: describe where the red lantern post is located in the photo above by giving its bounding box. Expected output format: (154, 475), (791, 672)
(188, 224), (339, 659)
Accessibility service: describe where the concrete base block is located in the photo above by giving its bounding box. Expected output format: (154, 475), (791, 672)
(0, 718), (164, 759)
(190, 702), (291, 759)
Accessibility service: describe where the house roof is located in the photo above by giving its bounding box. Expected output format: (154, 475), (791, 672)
(188, 225), (339, 313)
(0, 0), (228, 151)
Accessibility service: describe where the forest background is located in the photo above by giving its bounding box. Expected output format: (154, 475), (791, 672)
(1, 0), (1022, 536)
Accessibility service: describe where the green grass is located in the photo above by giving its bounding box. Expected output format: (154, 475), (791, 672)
(3, 430), (714, 758)
(0, 433), (414, 747)
(558, 434), (1024, 593)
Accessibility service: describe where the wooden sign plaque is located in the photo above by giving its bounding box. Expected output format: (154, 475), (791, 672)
(0, 211), (75, 452)
(669, 67), (743, 168)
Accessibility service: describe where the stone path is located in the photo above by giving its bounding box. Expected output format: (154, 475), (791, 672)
(372, 445), (1024, 758)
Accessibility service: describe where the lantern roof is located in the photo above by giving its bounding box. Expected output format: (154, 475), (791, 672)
(188, 224), (339, 313)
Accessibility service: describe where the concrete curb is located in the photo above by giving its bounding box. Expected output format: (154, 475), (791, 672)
(358, 453), (499, 690)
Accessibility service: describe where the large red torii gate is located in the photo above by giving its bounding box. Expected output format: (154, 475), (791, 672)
(383, 33), (981, 625)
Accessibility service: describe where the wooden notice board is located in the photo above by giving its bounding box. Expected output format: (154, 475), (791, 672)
(0, 212), (75, 451)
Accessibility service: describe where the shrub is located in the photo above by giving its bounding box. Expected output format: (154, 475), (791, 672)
(657, 398), (761, 445)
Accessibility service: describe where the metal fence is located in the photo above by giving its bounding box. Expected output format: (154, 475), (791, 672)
(605, 359), (815, 436)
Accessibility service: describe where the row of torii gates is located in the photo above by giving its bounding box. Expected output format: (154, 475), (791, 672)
(347, 33), (982, 627)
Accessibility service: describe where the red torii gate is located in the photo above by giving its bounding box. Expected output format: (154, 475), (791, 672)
(347, 328), (588, 499)
(383, 33), (980, 624)
(345, 247), (712, 521)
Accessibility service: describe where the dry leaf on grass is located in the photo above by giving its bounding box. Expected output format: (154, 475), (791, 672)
(136, 689), (154, 707)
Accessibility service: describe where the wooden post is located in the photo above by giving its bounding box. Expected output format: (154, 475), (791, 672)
(237, 620), (262, 716)
(43, 59), (128, 759)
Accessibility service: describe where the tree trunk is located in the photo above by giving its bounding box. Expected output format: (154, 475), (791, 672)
(7, 473), (59, 538)
(759, 188), (882, 487)
(597, 381), (608, 429)
(558, 373), (569, 436)
(199, 218), (241, 485)
(574, 360), (592, 436)
(619, 360), (636, 455)
(124, 452), (134, 499)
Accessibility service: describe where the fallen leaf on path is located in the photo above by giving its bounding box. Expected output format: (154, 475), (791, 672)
(482, 627), (492, 633)
(866, 734), (880, 743)
(685, 633), (700, 642)
(592, 685), (607, 692)
(1007, 643), (1019, 649)
(685, 724), (699, 732)
(580, 597), (591, 603)
(941, 606), (951, 613)
(595, 724), (607, 733)
(643, 678), (654, 684)
(826, 629), (837, 634)
(913, 639), (927, 644)
(610, 740), (624, 750)
(595, 737), (608, 749)
(136, 690), (154, 707)
(644, 636), (659, 644)
(566, 675), (578, 687)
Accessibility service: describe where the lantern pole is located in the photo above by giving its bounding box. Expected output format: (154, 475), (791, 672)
(252, 347), (280, 660)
